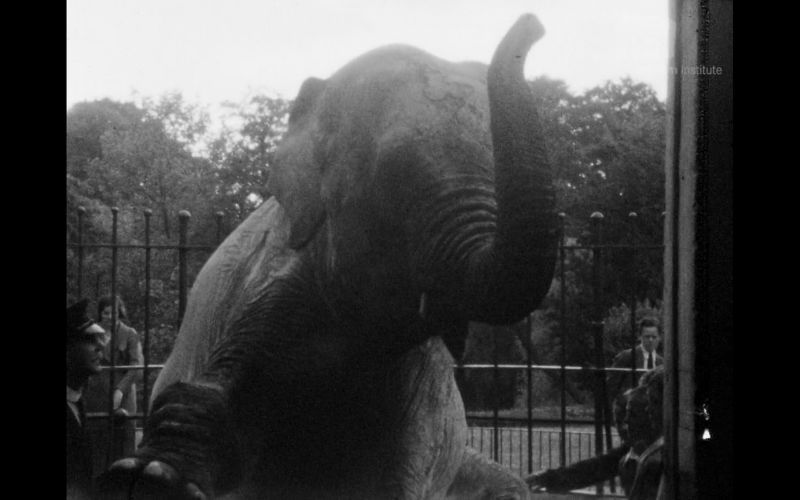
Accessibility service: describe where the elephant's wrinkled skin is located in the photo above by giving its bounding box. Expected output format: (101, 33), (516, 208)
(98, 14), (555, 499)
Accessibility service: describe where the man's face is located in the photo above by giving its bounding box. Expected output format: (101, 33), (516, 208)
(67, 324), (106, 377)
(640, 326), (660, 353)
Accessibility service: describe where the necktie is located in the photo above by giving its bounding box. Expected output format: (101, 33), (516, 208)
(76, 398), (85, 426)
(647, 353), (654, 370)
(69, 397), (84, 426)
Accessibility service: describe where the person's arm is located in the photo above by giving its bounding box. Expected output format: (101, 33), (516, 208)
(527, 444), (630, 492)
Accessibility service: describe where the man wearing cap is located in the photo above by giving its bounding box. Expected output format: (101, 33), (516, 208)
(66, 298), (106, 498)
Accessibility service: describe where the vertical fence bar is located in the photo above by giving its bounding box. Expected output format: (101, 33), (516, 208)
(558, 212), (567, 468)
(538, 429), (543, 471)
(526, 314), (533, 474)
(142, 209), (153, 418)
(216, 211), (225, 245)
(590, 211), (605, 496)
(109, 207), (119, 401)
(456, 356), (465, 448)
(569, 432), (573, 464)
(492, 329), (499, 462)
(107, 206), (120, 464)
(628, 211), (640, 398)
(177, 210), (191, 330)
(76, 207), (86, 297)
(499, 428), (504, 464)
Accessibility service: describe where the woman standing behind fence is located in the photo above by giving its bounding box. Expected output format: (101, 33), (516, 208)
(84, 295), (143, 472)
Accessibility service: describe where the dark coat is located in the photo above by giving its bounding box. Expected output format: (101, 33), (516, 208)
(628, 437), (664, 500)
(66, 401), (93, 498)
(609, 346), (663, 397)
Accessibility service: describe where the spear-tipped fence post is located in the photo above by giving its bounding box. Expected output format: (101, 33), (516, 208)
(558, 212), (567, 468)
(142, 208), (153, 417)
(108, 206), (121, 463)
(590, 211), (607, 495)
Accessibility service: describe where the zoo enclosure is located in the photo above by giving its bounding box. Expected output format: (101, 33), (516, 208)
(67, 206), (664, 496)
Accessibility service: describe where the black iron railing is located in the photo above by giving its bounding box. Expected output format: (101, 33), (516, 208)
(67, 206), (664, 495)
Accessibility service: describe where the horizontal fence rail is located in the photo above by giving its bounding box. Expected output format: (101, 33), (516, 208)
(67, 206), (664, 495)
(458, 364), (650, 373)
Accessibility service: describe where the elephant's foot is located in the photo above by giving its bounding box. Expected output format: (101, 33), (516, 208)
(96, 382), (242, 500)
(97, 458), (206, 500)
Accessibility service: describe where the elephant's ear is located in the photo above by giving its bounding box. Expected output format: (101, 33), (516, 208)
(269, 77), (328, 250)
(288, 77), (326, 129)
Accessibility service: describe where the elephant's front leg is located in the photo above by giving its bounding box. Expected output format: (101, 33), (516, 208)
(377, 336), (468, 499)
(94, 283), (297, 498)
(97, 380), (243, 499)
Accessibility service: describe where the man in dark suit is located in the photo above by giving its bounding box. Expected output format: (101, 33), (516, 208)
(66, 298), (106, 499)
(608, 317), (664, 401)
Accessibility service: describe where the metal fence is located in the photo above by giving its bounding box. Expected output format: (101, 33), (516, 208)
(67, 206), (663, 496)
(68, 207), (225, 473)
(467, 426), (623, 478)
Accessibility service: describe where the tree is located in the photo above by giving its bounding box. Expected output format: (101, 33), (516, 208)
(67, 94), (218, 365)
(91, 94), (215, 241)
(516, 77), (666, 399)
(67, 99), (146, 243)
(207, 94), (291, 222)
(67, 99), (145, 183)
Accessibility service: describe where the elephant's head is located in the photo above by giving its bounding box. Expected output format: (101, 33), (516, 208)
(100, 15), (559, 499)
(268, 14), (557, 332)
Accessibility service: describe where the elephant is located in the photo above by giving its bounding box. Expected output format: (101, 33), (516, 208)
(98, 13), (557, 500)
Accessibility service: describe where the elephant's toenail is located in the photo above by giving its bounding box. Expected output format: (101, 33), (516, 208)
(110, 457), (139, 471)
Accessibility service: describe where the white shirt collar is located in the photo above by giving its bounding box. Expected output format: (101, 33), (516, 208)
(66, 385), (82, 403)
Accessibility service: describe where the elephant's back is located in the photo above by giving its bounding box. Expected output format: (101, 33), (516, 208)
(333, 44), (488, 86)
(325, 44), (490, 126)
(152, 198), (296, 401)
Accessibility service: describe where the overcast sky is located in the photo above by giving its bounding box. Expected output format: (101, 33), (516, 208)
(67, 0), (668, 114)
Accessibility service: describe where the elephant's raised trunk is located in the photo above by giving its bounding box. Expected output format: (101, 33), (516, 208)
(464, 14), (557, 324)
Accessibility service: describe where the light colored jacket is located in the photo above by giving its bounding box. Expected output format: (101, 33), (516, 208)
(85, 321), (143, 414)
